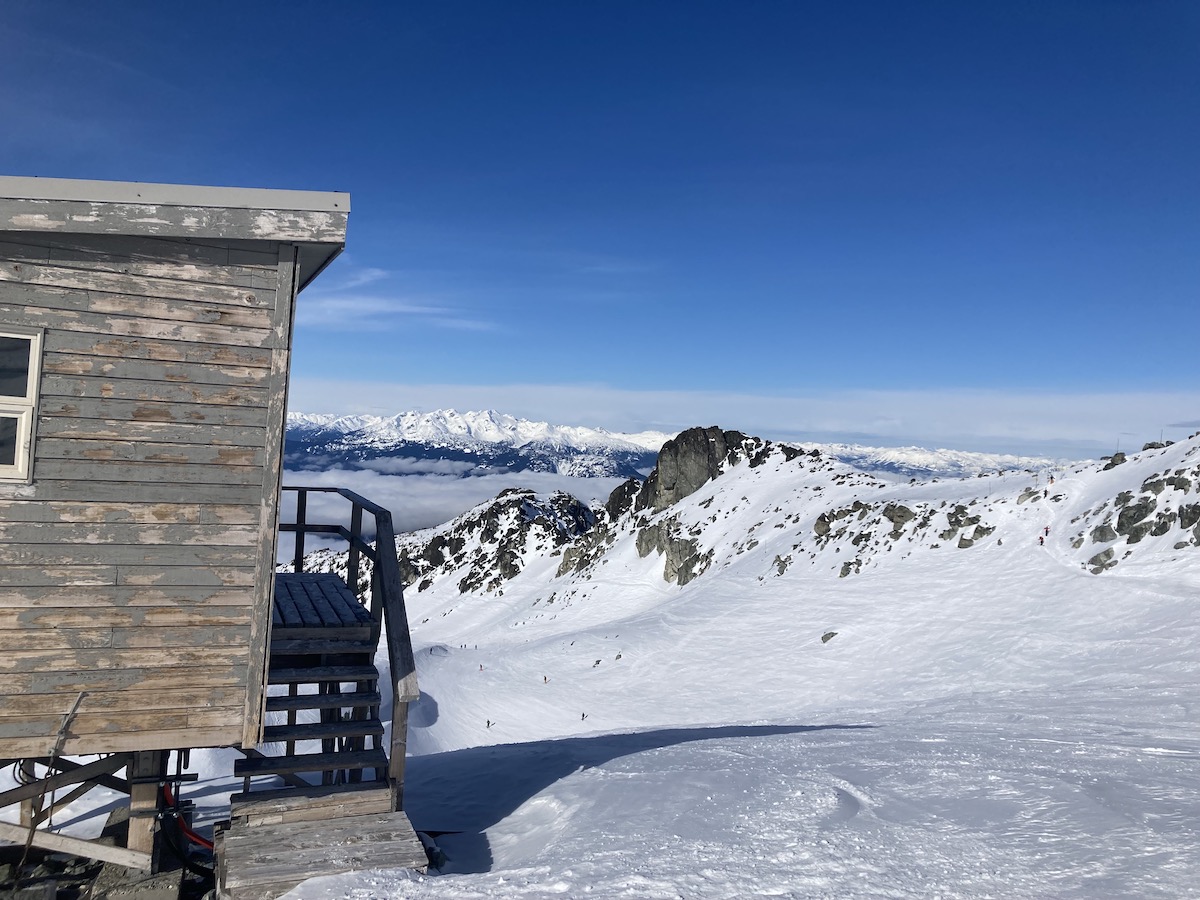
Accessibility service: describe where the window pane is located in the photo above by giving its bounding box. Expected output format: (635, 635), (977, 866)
(0, 415), (17, 467)
(0, 336), (31, 398)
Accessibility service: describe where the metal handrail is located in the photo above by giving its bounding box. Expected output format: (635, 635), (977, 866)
(279, 485), (419, 809)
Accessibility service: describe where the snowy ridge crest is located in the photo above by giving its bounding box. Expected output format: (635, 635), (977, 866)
(298, 428), (1200, 601)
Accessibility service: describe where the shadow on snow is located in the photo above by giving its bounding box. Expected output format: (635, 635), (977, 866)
(404, 721), (875, 875)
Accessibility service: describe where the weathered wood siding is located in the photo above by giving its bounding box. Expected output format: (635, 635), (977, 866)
(0, 231), (293, 757)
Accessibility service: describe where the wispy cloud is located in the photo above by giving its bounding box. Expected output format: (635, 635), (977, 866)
(288, 378), (1200, 461)
(297, 263), (496, 332)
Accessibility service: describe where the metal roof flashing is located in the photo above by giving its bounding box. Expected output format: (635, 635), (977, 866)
(0, 176), (349, 214)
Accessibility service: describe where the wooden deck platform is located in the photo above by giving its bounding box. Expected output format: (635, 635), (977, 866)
(215, 811), (427, 899)
(272, 573), (372, 639)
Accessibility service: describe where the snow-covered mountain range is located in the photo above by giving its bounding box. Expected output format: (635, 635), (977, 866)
(277, 426), (1200, 896)
(285, 408), (1072, 482)
(285, 409), (670, 478)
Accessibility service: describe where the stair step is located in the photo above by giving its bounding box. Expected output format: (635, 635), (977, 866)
(265, 690), (381, 713)
(229, 782), (394, 826)
(262, 719), (384, 744)
(267, 665), (379, 685)
(234, 749), (388, 779)
(270, 638), (377, 655)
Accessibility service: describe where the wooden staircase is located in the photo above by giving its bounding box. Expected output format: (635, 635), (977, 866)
(216, 489), (424, 898)
(231, 574), (391, 817)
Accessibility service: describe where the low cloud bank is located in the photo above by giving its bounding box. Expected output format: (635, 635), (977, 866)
(280, 467), (627, 537)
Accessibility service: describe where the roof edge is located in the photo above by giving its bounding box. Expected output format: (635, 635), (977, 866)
(0, 176), (349, 214)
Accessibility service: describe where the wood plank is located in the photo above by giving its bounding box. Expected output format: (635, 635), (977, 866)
(267, 665), (379, 685)
(0, 820), (151, 871)
(0, 499), (256, 525)
(36, 415), (265, 447)
(264, 691), (380, 713)
(8, 663), (246, 695)
(0, 231), (279, 270)
(42, 351), (269, 387)
(0, 479), (261, 504)
(37, 396), (268, 428)
(218, 812), (425, 897)
(110, 624), (251, 649)
(31, 458), (266, 486)
(0, 584), (253, 609)
(0, 197), (348, 243)
(0, 628), (114, 651)
(127, 751), (166, 862)
(0, 566), (116, 587)
(0, 522), (260, 546)
(44, 330), (272, 367)
(117, 565), (256, 586)
(24, 724), (244, 757)
(229, 783), (393, 827)
(0, 294), (276, 348)
(0, 563), (253, 592)
(0, 645), (250, 674)
(233, 749), (386, 778)
(0, 685), (245, 717)
(0, 542), (258, 567)
(0, 258), (275, 308)
(0, 605), (252, 629)
(41, 373), (269, 407)
(0, 238), (276, 290)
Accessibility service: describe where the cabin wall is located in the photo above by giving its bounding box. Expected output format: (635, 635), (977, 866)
(0, 231), (294, 757)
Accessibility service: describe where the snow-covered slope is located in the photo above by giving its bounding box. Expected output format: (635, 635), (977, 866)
(279, 429), (1200, 897)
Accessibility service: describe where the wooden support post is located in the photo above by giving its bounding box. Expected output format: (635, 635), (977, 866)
(127, 750), (166, 871)
(19, 760), (37, 828)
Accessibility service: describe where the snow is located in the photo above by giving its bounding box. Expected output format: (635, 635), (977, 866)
(286, 409), (674, 453)
(6, 434), (1199, 898)
(278, 435), (1199, 898)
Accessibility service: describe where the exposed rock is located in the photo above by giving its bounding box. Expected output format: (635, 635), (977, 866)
(1116, 497), (1156, 534)
(636, 517), (712, 585)
(402, 488), (595, 593)
(1150, 512), (1176, 537)
(1141, 477), (1166, 495)
(1179, 504), (1200, 530)
(882, 503), (916, 536)
(1088, 548), (1117, 573)
(637, 426), (751, 513)
(821, 631), (838, 643)
(1091, 523), (1118, 543)
(1102, 452), (1127, 470)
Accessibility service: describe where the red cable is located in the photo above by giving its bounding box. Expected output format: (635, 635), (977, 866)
(161, 782), (215, 851)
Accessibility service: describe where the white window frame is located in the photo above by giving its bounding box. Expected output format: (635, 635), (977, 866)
(0, 326), (43, 483)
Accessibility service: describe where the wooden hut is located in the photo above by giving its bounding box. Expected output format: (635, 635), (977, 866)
(0, 177), (422, 892)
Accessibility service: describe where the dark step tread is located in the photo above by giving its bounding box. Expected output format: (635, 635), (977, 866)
(270, 638), (377, 655)
(234, 749), (388, 778)
(265, 691), (381, 713)
(263, 719), (384, 743)
(267, 665), (379, 685)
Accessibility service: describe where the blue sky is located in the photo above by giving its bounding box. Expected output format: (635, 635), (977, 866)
(3, 1), (1197, 457)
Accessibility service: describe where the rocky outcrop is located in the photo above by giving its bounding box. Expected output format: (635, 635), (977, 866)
(635, 516), (713, 585)
(636, 426), (753, 513)
(399, 489), (595, 594)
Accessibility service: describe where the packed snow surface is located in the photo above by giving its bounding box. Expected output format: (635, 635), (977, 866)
(7, 435), (1198, 898)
